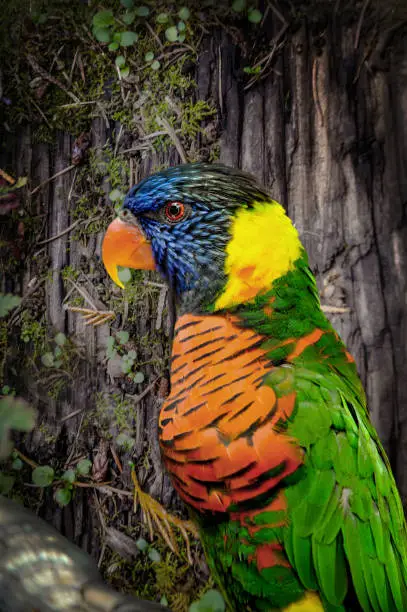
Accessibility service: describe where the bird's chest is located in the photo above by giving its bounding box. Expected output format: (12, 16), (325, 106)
(159, 313), (300, 513)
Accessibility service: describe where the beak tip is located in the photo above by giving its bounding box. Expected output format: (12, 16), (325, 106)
(102, 217), (156, 287)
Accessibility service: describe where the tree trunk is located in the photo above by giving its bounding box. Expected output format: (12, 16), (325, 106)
(2, 8), (407, 587)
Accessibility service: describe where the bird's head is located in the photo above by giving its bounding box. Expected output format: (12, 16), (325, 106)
(102, 163), (302, 313)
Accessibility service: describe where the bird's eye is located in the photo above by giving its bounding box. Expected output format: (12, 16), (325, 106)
(120, 209), (130, 220)
(164, 201), (185, 223)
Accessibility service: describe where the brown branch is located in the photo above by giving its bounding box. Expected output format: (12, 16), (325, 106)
(36, 219), (81, 245)
(26, 54), (80, 103)
(312, 58), (324, 127)
(354, 0), (371, 49)
(13, 448), (38, 469)
(60, 408), (84, 423)
(110, 445), (123, 474)
(0, 169), (15, 184)
(321, 305), (350, 314)
(30, 164), (76, 196)
(155, 115), (188, 163)
(145, 20), (163, 49)
(125, 377), (159, 405)
(267, 1), (288, 26)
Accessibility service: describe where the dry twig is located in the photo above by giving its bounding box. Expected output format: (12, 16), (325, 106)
(37, 219), (81, 245)
(312, 58), (325, 127)
(131, 467), (198, 565)
(66, 305), (116, 326)
(0, 169), (15, 184)
(156, 115), (188, 163)
(30, 164), (76, 196)
(26, 54), (80, 103)
(321, 305), (350, 314)
(354, 0), (371, 49)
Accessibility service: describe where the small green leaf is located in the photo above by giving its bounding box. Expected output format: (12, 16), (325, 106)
(116, 330), (129, 344)
(0, 397), (36, 459)
(127, 349), (137, 359)
(189, 589), (226, 612)
(107, 336), (115, 350)
(77, 459), (92, 476)
(177, 20), (186, 32)
(178, 7), (191, 20)
(120, 66), (130, 78)
(0, 472), (15, 495)
(1, 397), (36, 431)
(121, 358), (132, 374)
(122, 10), (136, 25)
(156, 13), (168, 24)
(54, 346), (62, 358)
(14, 177), (28, 189)
(120, 0), (134, 7)
(12, 458), (23, 471)
(32, 465), (54, 487)
(118, 267), (131, 283)
(93, 27), (112, 43)
(135, 6), (149, 16)
(62, 469), (76, 484)
(109, 188), (124, 202)
(165, 26), (178, 42)
(243, 65), (261, 75)
(148, 548), (161, 562)
(115, 433), (135, 450)
(107, 347), (117, 360)
(41, 352), (54, 368)
(136, 537), (148, 551)
(92, 10), (114, 28)
(54, 332), (66, 346)
(151, 60), (161, 70)
(0, 293), (21, 318)
(132, 371), (144, 384)
(113, 32), (122, 42)
(178, 33), (186, 43)
(231, 0), (246, 11)
(248, 8), (262, 23)
(1, 385), (10, 395)
(109, 41), (119, 51)
(55, 487), (72, 506)
(115, 55), (126, 68)
(160, 596), (169, 607)
(120, 31), (138, 46)
(145, 51), (154, 62)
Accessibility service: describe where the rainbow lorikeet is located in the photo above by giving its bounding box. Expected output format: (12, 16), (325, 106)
(102, 164), (407, 611)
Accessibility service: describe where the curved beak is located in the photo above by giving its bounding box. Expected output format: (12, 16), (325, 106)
(102, 218), (156, 288)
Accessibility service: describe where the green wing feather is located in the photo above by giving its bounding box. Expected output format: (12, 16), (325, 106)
(283, 337), (407, 612)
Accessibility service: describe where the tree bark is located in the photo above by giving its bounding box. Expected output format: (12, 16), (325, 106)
(3, 17), (407, 559)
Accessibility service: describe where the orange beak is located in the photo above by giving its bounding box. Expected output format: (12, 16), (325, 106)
(102, 218), (156, 288)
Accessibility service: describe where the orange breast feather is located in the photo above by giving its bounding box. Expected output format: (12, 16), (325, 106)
(159, 314), (303, 513)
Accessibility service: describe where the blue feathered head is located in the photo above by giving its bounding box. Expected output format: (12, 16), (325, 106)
(102, 163), (269, 311)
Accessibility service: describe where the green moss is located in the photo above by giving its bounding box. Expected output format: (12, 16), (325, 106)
(20, 311), (47, 357)
(100, 534), (206, 609)
(37, 422), (58, 445)
(61, 265), (80, 282)
(93, 392), (138, 437)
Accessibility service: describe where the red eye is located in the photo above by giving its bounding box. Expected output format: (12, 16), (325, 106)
(164, 201), (185, 223)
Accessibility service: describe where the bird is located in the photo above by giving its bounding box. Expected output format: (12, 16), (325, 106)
(102, 163), (407, 611)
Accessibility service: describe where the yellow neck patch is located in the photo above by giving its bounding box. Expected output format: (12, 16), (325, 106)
(214, 201), (302, 311)
(283, 591), (324, 611)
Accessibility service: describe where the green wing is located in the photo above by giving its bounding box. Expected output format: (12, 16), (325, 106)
(283, 341), (407, 611)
